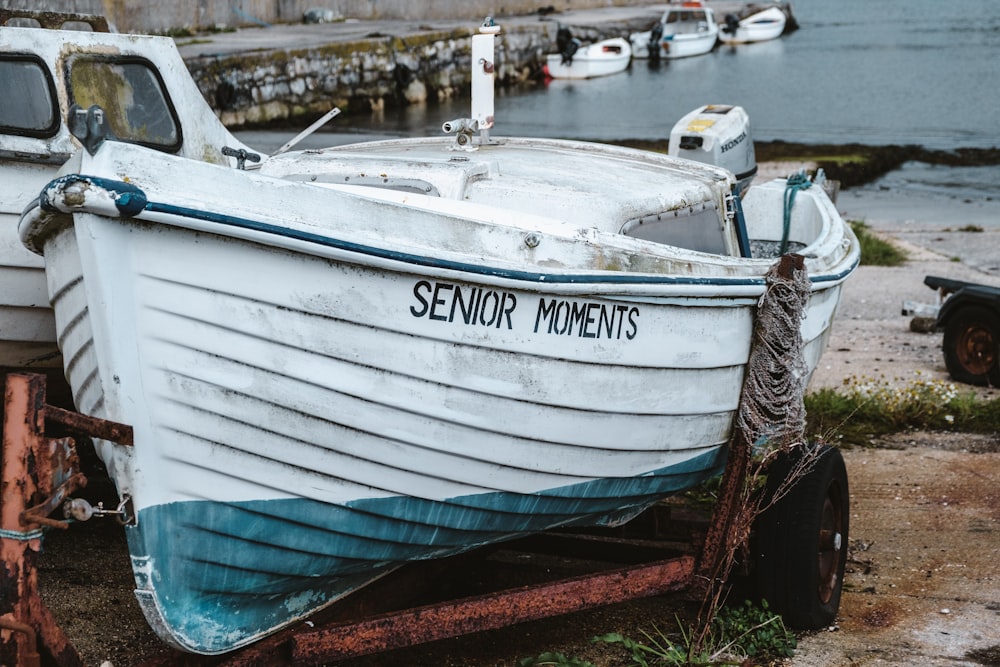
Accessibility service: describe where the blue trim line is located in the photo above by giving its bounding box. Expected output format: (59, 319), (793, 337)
(147, 201), (773, 287)
(147, 200), (858, 287)
(38, 175), (857, 288)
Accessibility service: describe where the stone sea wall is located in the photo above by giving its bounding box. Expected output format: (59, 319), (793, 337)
(188, 25), (547, 127)
(184, 23), (619, 128)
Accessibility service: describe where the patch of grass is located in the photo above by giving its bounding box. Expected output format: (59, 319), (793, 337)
(957, 224), (984, 232)
(849, 220), (908, 266)
(592, 600), (795, 666)
(806, 372), (1000, 446)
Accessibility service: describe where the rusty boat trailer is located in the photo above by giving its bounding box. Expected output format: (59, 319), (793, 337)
(1, 370), (753, 667)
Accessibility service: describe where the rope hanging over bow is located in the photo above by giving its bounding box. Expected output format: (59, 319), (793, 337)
(780, 172), (813, 255)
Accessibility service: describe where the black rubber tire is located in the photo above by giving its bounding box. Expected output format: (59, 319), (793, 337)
(942, 305), (1000, 386)
(753, 444), (849, 630)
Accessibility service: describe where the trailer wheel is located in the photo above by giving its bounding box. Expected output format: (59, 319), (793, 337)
(943, 305), (1000, 386)
(753, 444), (849, 630)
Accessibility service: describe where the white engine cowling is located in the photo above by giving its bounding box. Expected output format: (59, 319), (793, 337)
(668, 104), (757, 194)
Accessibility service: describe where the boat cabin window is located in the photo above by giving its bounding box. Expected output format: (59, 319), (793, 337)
(0, 55), (59, 137)
(621, 204), (729, 255)
(66, 56), (182, 152)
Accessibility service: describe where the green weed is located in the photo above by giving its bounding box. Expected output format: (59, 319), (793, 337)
(849, 220), (908, 266)
(591, 600), (794, 666)
(806, 372), (1000, 445)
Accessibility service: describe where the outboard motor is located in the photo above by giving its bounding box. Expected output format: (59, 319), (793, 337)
(723, 13), (741, 36)
(556, 24), (580, 64)
(668, 104), (757, 195)
(648, 22), (664, 61)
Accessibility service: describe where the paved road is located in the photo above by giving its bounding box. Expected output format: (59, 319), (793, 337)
(174, 5), (671, 59)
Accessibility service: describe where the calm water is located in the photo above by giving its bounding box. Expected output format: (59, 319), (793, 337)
(319, 0), (1000, 150)
(242, 0), (1000, 220)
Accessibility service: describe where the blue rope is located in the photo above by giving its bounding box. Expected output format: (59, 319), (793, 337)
(781, 172), (813, 254)
(0, 527), (47, 541)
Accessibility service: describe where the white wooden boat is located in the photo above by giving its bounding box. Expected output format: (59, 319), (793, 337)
(18, 17), (858, 656)
(543, 36), (632, 79)
(630, 2), (719, 60)
(0, 13), (255, 370)
(720, 5), (787, 45)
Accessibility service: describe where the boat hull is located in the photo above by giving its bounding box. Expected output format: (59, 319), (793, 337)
(1, 181), (60, 368)
(719, 6), (787, 45)
(630, 5), (719, 59)
(22, 138), (856, 654)
(544, 37), (631, 79)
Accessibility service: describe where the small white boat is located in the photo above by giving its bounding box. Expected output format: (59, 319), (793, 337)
(720, 5), (788, 45)
(543, 32), (631, 79)
(630, 2), (719, 60)
(18, 16), (858, 657)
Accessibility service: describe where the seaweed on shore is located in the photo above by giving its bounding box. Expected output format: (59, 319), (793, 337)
(616, 139), (1000, 189)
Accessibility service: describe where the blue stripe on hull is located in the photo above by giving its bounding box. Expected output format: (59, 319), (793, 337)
(127, 447), (726, 654)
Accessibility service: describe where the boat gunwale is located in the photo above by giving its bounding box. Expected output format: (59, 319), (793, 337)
(20, 183), (859, 296)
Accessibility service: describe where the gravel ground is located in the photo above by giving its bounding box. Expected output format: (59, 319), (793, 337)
(22, 166), (1000, 667)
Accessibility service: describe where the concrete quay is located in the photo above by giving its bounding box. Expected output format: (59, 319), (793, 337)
(170, 3), (794, 129)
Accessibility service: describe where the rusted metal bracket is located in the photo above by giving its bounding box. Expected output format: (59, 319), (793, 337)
(1, 372), (131, 667)
(142, 551), (697, 667)
(289, 556), (695, 664)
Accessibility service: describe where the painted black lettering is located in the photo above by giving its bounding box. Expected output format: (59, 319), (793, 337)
(598, 304), (615, 339)
(569, 302), (589, 336)
(581, 302), (600, 338)
(615, 305), (628, 338)
(501, 292), (516, 329)
(626, 307), (640, 339)
(554, 301), (571, 334)
(480, 290), (500, 327)
(534, 298), (557, 333)
(410, 280), (432, 317)
(429, 282), (453, 321)
(451, 285), (473, 324)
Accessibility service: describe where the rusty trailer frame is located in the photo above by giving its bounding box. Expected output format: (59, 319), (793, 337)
(0, 369), (754, 667)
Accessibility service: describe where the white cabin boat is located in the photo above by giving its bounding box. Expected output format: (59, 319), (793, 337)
(17, 16), (858, 656)
(720, 5), (788, 45)
(0, 12), (255, 370)
(544, 36), (632, 79)
(630, 2), (719, 60)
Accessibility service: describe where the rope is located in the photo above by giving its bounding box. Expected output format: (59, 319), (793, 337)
(780, 172), (812, 255)
(734, 257), (811, 451)
(0, 527), (47, 541)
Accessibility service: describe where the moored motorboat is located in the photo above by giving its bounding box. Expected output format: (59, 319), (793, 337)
(630, 1), (719, 60)
(18, 16), (858, 656)
(720, 5), (788, 45)
(543, 26), (631, 79)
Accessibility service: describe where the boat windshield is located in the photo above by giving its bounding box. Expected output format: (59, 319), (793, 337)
(662, 9), (708, 34)
(66, 56), (181, 151)
(0, 55), (59, 137)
